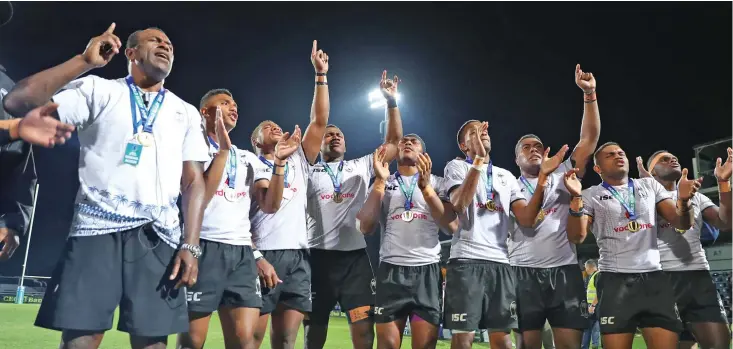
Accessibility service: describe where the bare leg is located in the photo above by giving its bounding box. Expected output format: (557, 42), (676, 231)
(349, 318), (375, 349)
(409, 318), (438, 349)
(303, 319), (328, 349)
(551, 328), (582, 349)
(375, 318), (407, 349)
(450, 332), (475, 349)
(601, 333), (635, 349)
(517, 330), (542, 349)
(488, 331), (513, 349)
(177, 312), (212, 349)
(688, 322), (731, 349)
(640, 327), (679, 349)
(219, 306), (261, 349)
(129, 335), (167, 349)
(253, 313), (270, 349)
(269, 304), (305, 349)
(59, 330), (105, 349)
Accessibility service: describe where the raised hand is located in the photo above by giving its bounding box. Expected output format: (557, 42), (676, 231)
(416, 153), (433, 189)
(275, 125), (302, 160)
(213, 106), (231, 151)
(563, 168), (583, 197)
(82, 23), (122, 68)
(372, 146), (390, 180)
(380, 70), (399, 100)
(636, 156), (653, 178)
(677, 168), (703, 201)
(0, 228), (19, 261)
(467, 122), (488, 159)
(540, 144), (570, 176)
(311, 40), (329, 74)
(714, 147), (733, 182)
(575, 64), (596, 93)
(17, 102), (75, 148)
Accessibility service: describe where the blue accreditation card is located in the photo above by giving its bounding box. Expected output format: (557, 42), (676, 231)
(123, 141), (143, 166)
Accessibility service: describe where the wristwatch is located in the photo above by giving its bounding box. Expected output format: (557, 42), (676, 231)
(180, 243), (202, 259)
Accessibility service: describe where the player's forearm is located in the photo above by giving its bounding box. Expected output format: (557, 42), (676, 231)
(451, 158), (483, 213)
(262, 159), (287, 213)
(567, 197), (588, 244)
(672, 198), (694, 230)
(718, 182), (732, 228)
(0, 119), (20, 141)
(357, 179), (385, 234)
(515, 174), (549, 227)
(573, 90), (600, 164)
(4, 55), (94, 117)
(301, 74), (330, 164)
(181, 162), (205, 246)
(384, 102), (403, 146)
(202, 151), (228, 206)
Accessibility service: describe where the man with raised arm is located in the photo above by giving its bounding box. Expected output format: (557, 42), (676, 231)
(442, 120), (568, 349)
(509, 65), (601, 349)
(248, 41), (331, 349)
(4, 25), (208, 349)
(303, 71), (403, 349)
(565, 142), (702, 349)
(177, 89), (302, 349)
(636, 149), (732, 349)
(356, 137), (457, 349)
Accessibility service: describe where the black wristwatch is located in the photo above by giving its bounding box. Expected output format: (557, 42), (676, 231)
(180, 243), (202, 259)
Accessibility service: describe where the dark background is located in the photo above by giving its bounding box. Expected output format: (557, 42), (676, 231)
(0, 2), (730, 277)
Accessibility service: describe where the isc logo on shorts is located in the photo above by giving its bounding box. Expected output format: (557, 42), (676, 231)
(374, 307), (384, 315)
(451, 313), (467, 322)
(600, 316), (615, 325)
(186, 292), (202, 302)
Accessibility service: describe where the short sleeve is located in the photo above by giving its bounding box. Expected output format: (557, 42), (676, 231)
(556, 158), (575, 194)
(647, 178), (672, 203)
(508, 175), (525, 204)
(697, 193), (716, 212)
(52, 75), (106, 129)
(430, 175), (447, 199)
(182, 105), (210, 163)
(443, 160), (467, 197)
(249, 153), (272, 182)
(354, 153), (375, 179)
(581, 188), (594, 217)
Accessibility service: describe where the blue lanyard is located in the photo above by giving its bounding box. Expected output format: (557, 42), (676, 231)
(395, 172), (419, 212)
(601, 180), (636, 220)
(519, 176), (535, 195)
(259, 156), (290, 188)
(208, 136), (237, 189)
(465, 158), (494, 201)
(320, 160), (344, 193)
(125, 76), (166, 135)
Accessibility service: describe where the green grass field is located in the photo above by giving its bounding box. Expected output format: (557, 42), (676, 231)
(1, 304), (651, 348)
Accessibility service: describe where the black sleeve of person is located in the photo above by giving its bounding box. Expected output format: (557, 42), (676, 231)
(0, 144), (38, 236)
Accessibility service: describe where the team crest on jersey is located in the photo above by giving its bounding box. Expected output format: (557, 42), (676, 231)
(580, 300), (590, 318)
(674, 303), (681, 320)
(255, 277), (262, 297)
(370, 278), (377, 295)
(498, 173), (507, 186)
(509, 301), (518, 320)
(346, 166), (353, 173)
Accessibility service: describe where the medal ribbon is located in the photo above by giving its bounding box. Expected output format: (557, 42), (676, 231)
(601, 180), (637, 220)
(320, 160), (344, 194)
(519, 176), (535, 195)
(209, 137), (237, 189)
(465, 158), (494, 201)
(395, 172), (419, 212)
(259, 156), (290, 188)
(126, 76), (166, 135)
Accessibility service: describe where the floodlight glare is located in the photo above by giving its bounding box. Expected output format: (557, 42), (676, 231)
(368, 89), (401, 109)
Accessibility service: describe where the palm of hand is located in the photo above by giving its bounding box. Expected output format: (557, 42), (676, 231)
(678, 178), (694, 200)
(381, 81), (397, 98)
(374, 161), (390, 179)
(540, 157), (562, 175)
(714, 154), (732, 181)
(564, 176), (581, 196)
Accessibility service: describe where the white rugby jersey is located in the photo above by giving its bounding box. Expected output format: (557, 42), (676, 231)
(307, 154), (374, 251)
(197, 142), (270, 245)
(509, 159), (578, 268)
(581, 178), (672, 273)
(250, 146), (311, 250)
(54, 75), (209, 248)
(657, 190), (715, 271)
(377, 173), (445, 266)
(443, 159), (525, 264)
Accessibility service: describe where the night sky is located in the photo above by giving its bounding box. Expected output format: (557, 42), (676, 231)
(0, 2), (730, 276)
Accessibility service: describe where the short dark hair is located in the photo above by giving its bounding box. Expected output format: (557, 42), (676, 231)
(456, 119), (480, 150)
(326, 124), (339, 130)
(199, 88), (232, 111)
(251, 120), (275, 152)
(514, 134), (543, 157)
(585, 259), (598, 268)
(403, 133), (427, 152)
(647, 150), (669, 170)
(126, 27), (167, 49)
(593, 142), (620, 165)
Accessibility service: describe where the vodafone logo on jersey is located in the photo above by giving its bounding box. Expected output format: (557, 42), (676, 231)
(389, 212), (428, 221)
(319, 192), (355, 200)
(613, 222), (653, 233)
(215, 189), (248, 200)
(542, 207), (558, 216)
(475, 201), (505, 212)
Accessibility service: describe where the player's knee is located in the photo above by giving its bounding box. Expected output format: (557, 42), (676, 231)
(128, 335), (167, 349)
(376, 331), (400, 349)
(450, 332), (475, 349)
(177, 332), (205, 349)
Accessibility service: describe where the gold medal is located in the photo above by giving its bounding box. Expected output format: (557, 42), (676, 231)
(675, 228), (687, 233)
(333, 192), (343, 203)
(535, 209), (546, 224)
(485, 200), (496, 211)
(401, 211), (414, 222)
(137, 132), (154, 147)
(627, 220), (641, 233)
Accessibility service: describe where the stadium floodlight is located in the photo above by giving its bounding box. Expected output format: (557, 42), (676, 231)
(368, 89), (401, 109)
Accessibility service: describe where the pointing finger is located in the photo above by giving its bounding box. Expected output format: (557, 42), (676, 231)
(105, 22), (116, 34)
(312, 40), (318, 57)
(681, 168), (689, 179)
(382, 70), (387, 82)
(717, 157), (722, 168)
(169, 257), (180, 281)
